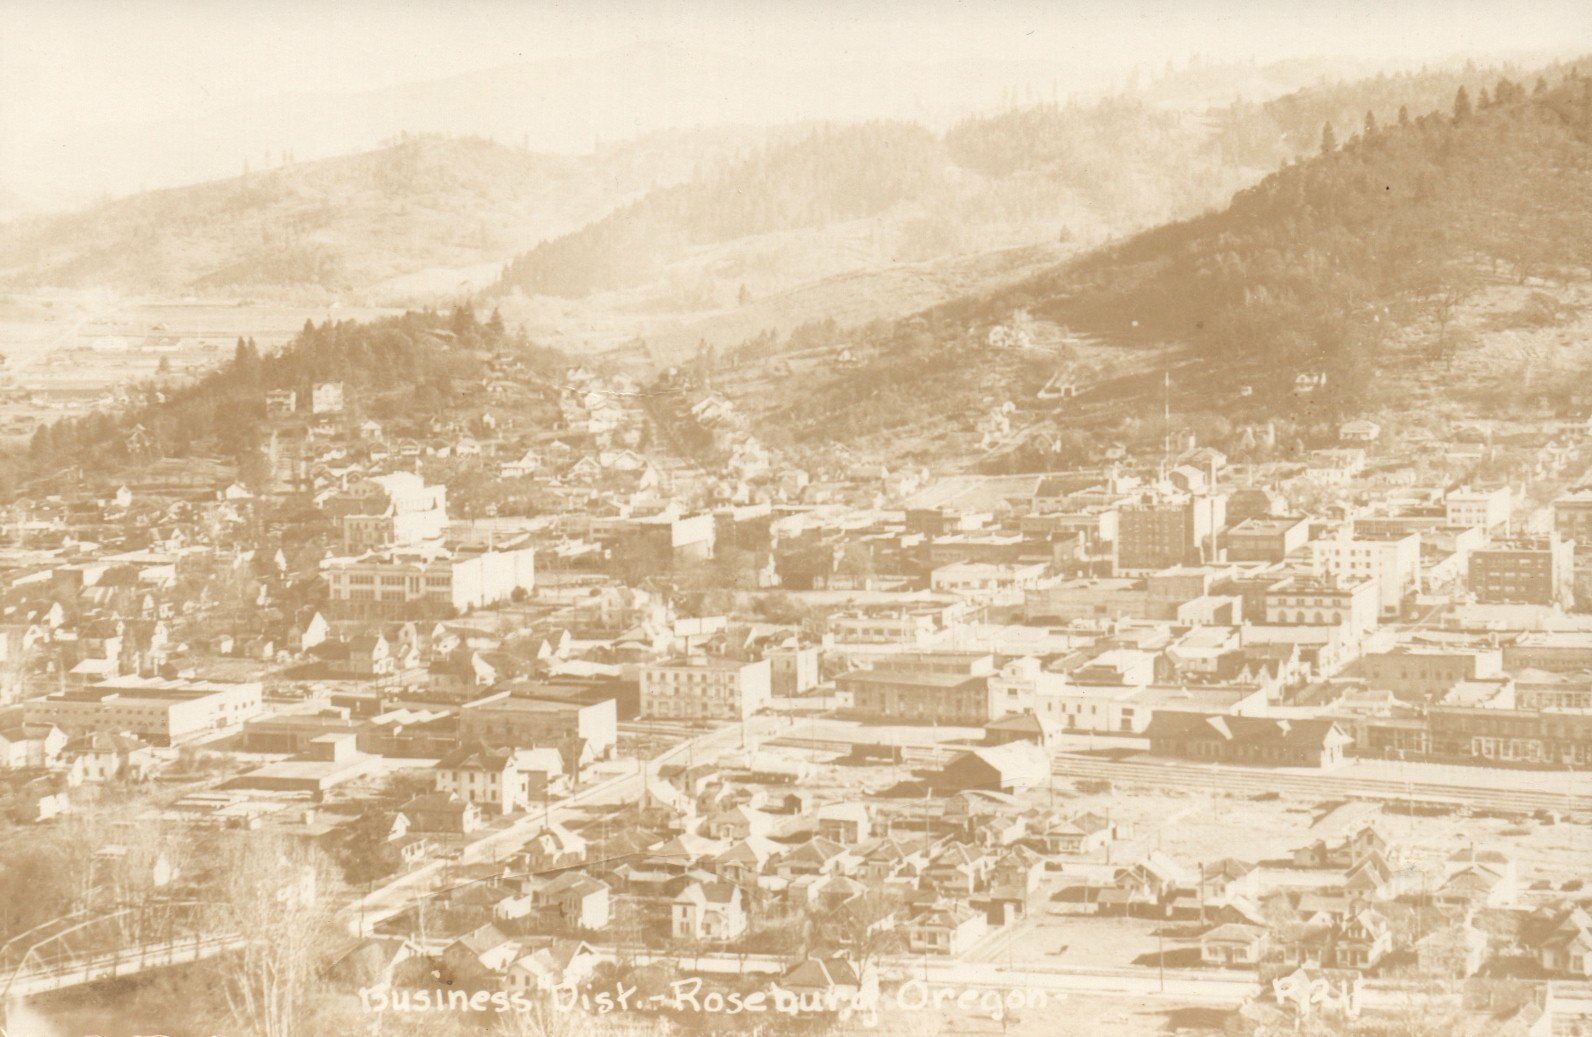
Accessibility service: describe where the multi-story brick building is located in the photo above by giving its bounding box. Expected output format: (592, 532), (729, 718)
(328, 473), (448, 553)
(458, 691), (617, 759)
(1553, 490), (1592, 545)
(1514, 671), (1592, 711)
(1505, 632), (1592, 673)
(1357, 646), (1503, 703)
(1553, 491), (1592, 608)
(766, 645), (820, 696)
(1223, 516), (1309, 563)
(1115, 494), (1226, 573)
(1366, 706), (1592, 767)
(1467, 534), (1573, 607)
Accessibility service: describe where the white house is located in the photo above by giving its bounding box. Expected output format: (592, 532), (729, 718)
(671, 881), (746, 941)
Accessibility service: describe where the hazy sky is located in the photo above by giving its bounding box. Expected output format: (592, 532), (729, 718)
(3, 0), (1590, 207)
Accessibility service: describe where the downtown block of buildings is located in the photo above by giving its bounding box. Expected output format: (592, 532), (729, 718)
(3, 359), (1592, 1027)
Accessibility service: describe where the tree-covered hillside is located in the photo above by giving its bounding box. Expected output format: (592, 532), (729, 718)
(6, 308), (527, 496)
(488, 103), (1272, 306)
(740, 70), (1592, 454)
(941, 97), (1250, 231)
(977, 73), (1592, 403)
(1207, 58), (1592, 166)
(498, 68), (1591, 311)
(494, 123), (945, 298)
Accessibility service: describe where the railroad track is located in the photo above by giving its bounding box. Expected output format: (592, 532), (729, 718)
(1051, 754), (1588, 816)
(761, 734), (1588, 815)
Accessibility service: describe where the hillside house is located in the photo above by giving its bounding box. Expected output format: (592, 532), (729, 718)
(1028, 811), (1115, 856)
(1340, 420), (1382, 443)
(504, 941), (600, 994)
(62, 732), (155, 783)
(0, 724), (67, 769)
(1415, 922), (1490, 978)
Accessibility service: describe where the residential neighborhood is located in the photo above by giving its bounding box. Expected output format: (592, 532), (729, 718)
(0, 334), (1589, 1037)
(3, 9), (1592, 1037)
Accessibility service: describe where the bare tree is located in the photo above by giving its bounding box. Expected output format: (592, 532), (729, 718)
(808, 888), (906, 975)
(208, 833), (340, 1037)
(493, 995), (613, 1037)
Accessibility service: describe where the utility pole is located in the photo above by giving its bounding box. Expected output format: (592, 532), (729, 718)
(1161, 367), (1172, 480)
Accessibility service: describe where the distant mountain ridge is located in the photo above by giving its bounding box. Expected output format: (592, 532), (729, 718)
(9, 43), (1396, 209)
(490, 58), (1578, 313)
(489, 102), (1261, 305)
(0, 131), (761, 299)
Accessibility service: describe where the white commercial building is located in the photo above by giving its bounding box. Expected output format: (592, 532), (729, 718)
(1311, 528), (1421, 616)
(987, 655), (1153, 733)
(929, 561), (1050, 605)
(330, 472), (449, 552)
(324, 542), (535, 615)
(1445, 487), (1513, 536)
(25, 677), (263, 745)
(640, 657), (771, 720)
(988, 656), (1267, 735)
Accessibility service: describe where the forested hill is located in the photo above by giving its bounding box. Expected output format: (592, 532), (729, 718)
(490, 64), (1582, 310)
(493, 123), (944, 298)
(735, 71), (1592, 455)
(941, 98), (1235, 222)
(489, 108), (1267, 303)
(1206, 58), (1592, 166)
(4, 308), (534, 497)
(960, 72), (1592, 402)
